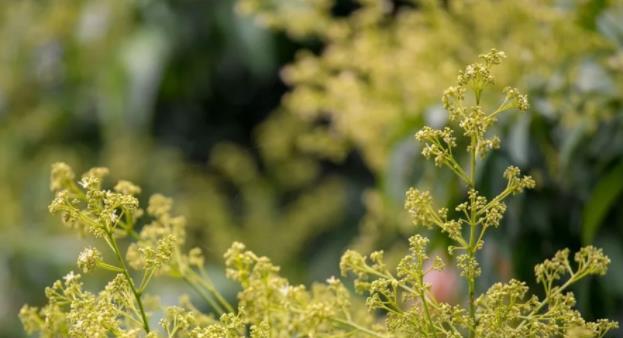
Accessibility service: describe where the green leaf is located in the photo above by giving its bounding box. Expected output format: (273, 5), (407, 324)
(576, 0), (609, 31)
(582, 162), (623, 244)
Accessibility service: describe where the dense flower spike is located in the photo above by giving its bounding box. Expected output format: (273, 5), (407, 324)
(22, 51), (617, 337)
(404, 188), (439, 227)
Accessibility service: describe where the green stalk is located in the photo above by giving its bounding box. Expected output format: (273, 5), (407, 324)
(107, 233), (150, 333)
(419, 282), (437, 337)
(173, 249), (233, 314)
(332, 317), (389, 338)
(96, 261), (124, 273)
(467, 279), (476, 337)
(467, 133), (478, 338)
(467, 222), (477, 338)
(194, 267), (234, 313)
(514, 272), (584, 331)
(181, 274), (225, 315)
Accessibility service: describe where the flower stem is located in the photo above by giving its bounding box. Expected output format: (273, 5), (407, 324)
(181, 274), (225, 315)
(467, 277), (476, 338)
(107, 233), (150, 333)
(420, 288), (437, 337)
(332, 317), (388, 338)
(467, 132), (478, 338)
(515, 273), (582, 331)
(195, 267), (234, 312)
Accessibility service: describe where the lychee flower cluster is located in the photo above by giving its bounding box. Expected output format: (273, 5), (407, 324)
(21, 163), (236, 337)
(341, 50), (618, 337)
(21, 51), (618, 337)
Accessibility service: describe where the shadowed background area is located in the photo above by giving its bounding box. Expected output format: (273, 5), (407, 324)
(1, 0), (623, 336)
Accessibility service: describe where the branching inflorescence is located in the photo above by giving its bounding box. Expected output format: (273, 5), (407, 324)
(340, 49), (617, 338)
(21, 51), (617, 337)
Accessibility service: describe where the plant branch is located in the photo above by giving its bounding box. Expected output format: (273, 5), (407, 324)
(107, 232), (150, 333)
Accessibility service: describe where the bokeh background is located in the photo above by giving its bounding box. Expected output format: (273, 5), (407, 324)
(2, 0), (623, 336)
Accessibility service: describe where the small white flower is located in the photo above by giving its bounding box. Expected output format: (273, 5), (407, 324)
(78, 176), (99, 189)
(63, 271), (79, 284)
(279, 285), (290, 297)
(78, 177), (89, 188)
(110, 210), (118, 223)
(77, 247), (102, 273)
(326, 276), (339, 285)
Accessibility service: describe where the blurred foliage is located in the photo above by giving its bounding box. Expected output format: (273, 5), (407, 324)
(2, 0), (623, 336)
(239, 0), (617, 169)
